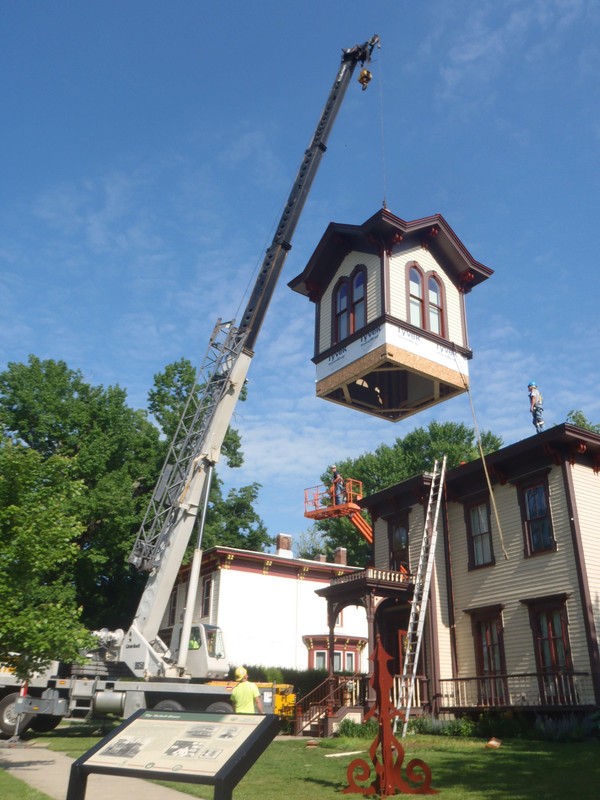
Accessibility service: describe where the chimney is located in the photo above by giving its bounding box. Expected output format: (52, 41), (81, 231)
(333, 547), (347, 566)
(314, 554), (327, 563)
(276, 533), (293, 558)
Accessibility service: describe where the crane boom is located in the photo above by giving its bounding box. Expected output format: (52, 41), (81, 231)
(123, 35), (380, 678)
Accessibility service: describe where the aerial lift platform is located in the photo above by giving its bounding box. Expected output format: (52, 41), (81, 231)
(303, 478), (373, 544)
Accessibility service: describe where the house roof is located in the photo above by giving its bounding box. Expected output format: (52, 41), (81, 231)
(358, 423), (600, 515)
(176, 545), (363, 584)
(288, 206), (493, 301)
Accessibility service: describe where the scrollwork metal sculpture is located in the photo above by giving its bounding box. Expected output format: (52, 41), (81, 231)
(343, 636), (438, 796)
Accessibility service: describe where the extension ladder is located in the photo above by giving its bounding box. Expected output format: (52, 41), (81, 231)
(396, 455), (447, 737)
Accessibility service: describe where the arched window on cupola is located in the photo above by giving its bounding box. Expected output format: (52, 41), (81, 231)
(334, 279), (349, 343)
(332, 265), (368, 344)
(428, 275), (444, 336)
(408, 265), (424, 328)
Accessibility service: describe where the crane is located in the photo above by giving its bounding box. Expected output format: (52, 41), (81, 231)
(118, 35), (381, 680)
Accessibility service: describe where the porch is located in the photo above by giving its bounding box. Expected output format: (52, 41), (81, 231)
(293, 670), (595, 737)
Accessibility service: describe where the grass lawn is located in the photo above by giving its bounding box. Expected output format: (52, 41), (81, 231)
(3, 722), (600, 799)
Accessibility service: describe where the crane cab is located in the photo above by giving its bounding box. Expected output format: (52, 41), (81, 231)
(289, 207), (492, 422)
(171, 622), (228, 680)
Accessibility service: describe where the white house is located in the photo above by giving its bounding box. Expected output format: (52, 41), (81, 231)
(160, 534), (368, 674)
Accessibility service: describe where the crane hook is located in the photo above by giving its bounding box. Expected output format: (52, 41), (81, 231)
(358, 68), (373, 91)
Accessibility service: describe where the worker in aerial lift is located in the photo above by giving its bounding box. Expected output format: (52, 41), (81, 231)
(528, 381), (545, 433)
(331, 465), (344, 505)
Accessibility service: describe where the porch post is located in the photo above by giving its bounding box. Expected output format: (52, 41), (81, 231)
(365, 590), (377, 704)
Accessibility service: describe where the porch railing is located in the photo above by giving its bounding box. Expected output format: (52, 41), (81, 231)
(294, 674), (366, 736)
(438, 672), (595, 710)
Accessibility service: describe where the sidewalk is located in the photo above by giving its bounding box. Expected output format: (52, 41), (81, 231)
(0, 741), (197, 800)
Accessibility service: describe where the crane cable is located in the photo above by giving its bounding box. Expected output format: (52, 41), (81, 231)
(453, 351), (509, 560)
(374, 40), (388, 209)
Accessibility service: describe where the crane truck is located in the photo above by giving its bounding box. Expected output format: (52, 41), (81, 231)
(0, 34), (380, 739)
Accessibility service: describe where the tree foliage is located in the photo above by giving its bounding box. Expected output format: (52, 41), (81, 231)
(317, 420), (503, 566)
(566, 409), (600, 433)
(0, 356), (164, 629)
(0, 439), (93, 680)
(0, 353), (270, 651)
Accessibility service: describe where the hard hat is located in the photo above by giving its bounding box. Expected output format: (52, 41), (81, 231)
(528, 381), (536, 387)
(234, 666), (248, 681)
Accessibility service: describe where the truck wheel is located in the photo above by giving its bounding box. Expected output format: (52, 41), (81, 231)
(153, 700), (185, 712)
(29, 714), (62, 733)
(0, 693), (32, 739)
(206, 702), (234, 713)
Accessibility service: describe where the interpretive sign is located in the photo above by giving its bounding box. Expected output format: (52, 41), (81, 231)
(66, 709), (280, 800)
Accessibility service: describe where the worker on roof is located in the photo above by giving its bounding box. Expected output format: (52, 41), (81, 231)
(528, 381), (545, 434)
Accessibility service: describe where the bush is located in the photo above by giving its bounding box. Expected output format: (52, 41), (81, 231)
(533, 714), (587, 742)
(337, 717), (379, 739)
(228, 665), (329, 700)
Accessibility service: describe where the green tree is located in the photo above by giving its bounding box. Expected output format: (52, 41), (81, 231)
(204, 479), (271, 552)
(566, 410), (600, 433)
(0, 439), (93, 680)
(318, 420), (503, 566)
(0, 356), (163, 629)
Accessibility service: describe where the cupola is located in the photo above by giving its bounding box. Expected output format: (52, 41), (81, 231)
(289, 207), (492, 421)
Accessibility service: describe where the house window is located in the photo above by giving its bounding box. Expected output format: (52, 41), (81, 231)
(201, 577), (212, 618)
(334, 281), (349, 342)
(428, 276), (443, 335)
(167, 587), (178, 626)
(408, 266), (424, 328)
(388, 517), (409, 573)
(315, 651), (327, 670)
(406, 262), (447, 337)
(466, 500), (494, 568)
(332, 266), (367, 344)
(345, 652), (355, 673)
(352, 270), (366, 330)
(523, 595), (575, 705)
(467, 606), (507, 705)
(518, 475), (555, 556)
(333, 651), (342, 673)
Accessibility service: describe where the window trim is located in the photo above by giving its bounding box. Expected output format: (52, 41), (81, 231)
(201, 577), (212, 618)
(388, 514), (410, 574)
(465, 604), (507, 705)
(332, 265), (368, 344)
(516, 472), (556, 557)
(521, 594), (574, 704)
(427, 274), (445, 337)
(464, 497), (495, 569)
(405, 261), (448, 339)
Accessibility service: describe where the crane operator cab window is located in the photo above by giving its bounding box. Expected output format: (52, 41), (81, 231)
(203, 624), (225, 659)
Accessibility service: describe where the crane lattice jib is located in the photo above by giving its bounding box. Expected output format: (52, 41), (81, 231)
(128, 320), (245, 571)
(128, 35), (379, 574)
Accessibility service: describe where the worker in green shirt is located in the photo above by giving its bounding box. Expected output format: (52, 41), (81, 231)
(230, 666), (264, 714)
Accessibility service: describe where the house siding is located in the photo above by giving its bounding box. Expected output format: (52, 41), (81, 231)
(388, 245), (463, 345)
(447, 467), (592, 680)
(162, 554), (368, 673)
(570, 462), (600, 652)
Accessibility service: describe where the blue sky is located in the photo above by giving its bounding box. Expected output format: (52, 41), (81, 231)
(2, 1), (600, 550)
